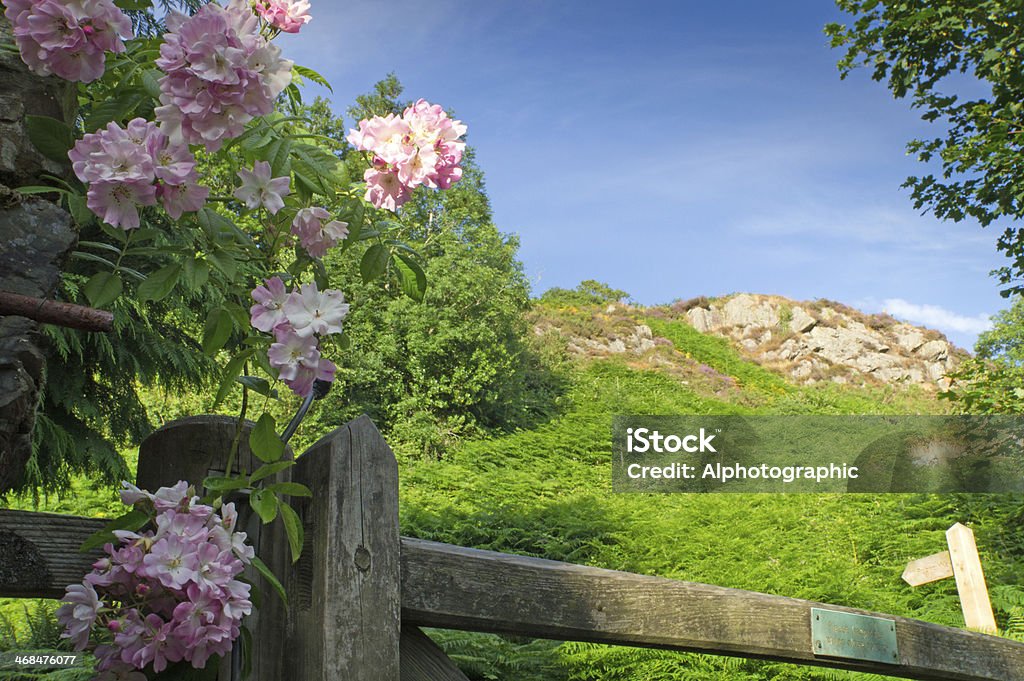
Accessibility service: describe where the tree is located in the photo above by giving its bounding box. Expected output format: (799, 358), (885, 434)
(294, 81), (554, 458)
(827, 2), (1024, 296)
(942, 296), (1024, 413)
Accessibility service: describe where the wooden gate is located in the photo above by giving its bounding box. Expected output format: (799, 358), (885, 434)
(2, 416), (1023, 681)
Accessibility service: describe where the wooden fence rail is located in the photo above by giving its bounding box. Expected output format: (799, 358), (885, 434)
(2, 416), (1023, 681)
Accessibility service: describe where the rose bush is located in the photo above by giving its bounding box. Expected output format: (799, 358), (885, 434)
(5, 0), (466, 675)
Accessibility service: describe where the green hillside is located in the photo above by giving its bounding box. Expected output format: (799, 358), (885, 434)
(395, 302), (1024, 680)
(4, 300), (1024, 681)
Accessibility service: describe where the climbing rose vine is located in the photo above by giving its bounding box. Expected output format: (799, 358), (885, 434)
(57, 482), (254, 676)
(9, 0), (467, 672)
(251, 277), (347, 396)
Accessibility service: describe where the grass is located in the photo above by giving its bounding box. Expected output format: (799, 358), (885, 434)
(3, 308), (1020, 681)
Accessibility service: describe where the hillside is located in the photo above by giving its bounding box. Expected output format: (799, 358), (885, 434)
(4, 295), (1022, 681)
(538, 292), (966, 394)
(398, 297), (1023, 680)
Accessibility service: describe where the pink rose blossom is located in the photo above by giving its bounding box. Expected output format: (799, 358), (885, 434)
(250, 276), (290, 332)
(69, 118), (206, 228)
(158, 182), (210, 220)
(255, 0), (312, 33)
(347, 100), (466, 210)
(4, 0), (132, 83)
(233, 160), (291, 214)
(282, 355), (336, 397)
(283, 282), (349, 338)
(155, 1), (293, 150)
(86, 181), (157, 231)
(291, 207), (349, 258)
(56, 583), (103, 650)
(60, 481), (257, 675)
(250, 279), (349, 396)
(363, 166), (411, 211)
(268, 324), (319, 379)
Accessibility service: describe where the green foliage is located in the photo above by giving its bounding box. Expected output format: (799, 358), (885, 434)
(0, 602), (95, 680)
(826, 1), (1024, 295)
(288, 84), (562, 458)
(942, 297), (1024, 413)
(541, 280), (631, 307)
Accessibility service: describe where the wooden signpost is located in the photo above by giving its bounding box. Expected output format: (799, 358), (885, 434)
(902, 523), (998, 634)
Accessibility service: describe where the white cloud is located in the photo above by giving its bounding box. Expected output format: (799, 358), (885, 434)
(881, 298), (993, 335)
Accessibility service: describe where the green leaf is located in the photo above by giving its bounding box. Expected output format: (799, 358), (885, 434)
(182, 257), (210, 290)
(249, 413), (285, 463)
(25, 115), (76, 164)
(213, 348), (256, 408)
(236, 375), (278, 399)
(80, 509), (150, 551)
(251, 555), (287, 606)
(207, 250), (238, 279)
(263, 137), (292, 178)
(15, 185), (68, 196)
(203, 475), (250, 493)
(202, 307), (233, 356)
(360, 243), (389, 283)
(240, 625), (253, 680)
(67, 194), (95, 227)
(83, 271), (123, 309)
(293, 64), (333, 92)
(115, 0), (153, 9)
(141, 68), (162, 99)
(248, 460), (294, 484)
(250, 488), (279, 524)
(137, 263), (182, 302)
(265, 482), (312, 498)
(83, 92), (144, 132)
(394, 251), (427, 302)
(279, 501), (304, 563)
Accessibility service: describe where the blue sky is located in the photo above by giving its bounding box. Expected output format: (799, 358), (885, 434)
(277, 1), (1009, 349)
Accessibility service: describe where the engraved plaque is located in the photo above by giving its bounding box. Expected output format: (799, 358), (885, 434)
(811, 608), (898, 664)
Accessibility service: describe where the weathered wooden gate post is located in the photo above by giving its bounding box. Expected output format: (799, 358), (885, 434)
(138, 415), (292, 680)
(284, 414), (401, 680)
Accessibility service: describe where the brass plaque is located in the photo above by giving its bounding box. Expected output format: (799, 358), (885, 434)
(811, 608), (898, 664)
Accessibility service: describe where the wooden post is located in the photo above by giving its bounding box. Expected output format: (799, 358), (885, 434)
(946, 523), (997, 634)
(285, 415), (401, 680)
(138, 415), (292, 680)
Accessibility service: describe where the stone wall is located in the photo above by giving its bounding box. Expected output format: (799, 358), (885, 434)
(0, 15), (78, 492)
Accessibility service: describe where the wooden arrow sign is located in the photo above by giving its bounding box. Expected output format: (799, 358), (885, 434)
(902, 550), (953, 587)
(902, 522), (997, 634)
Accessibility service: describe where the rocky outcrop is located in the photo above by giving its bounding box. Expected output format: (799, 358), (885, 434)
(682, 294), (964, 389)
(0, 15), (78, 492)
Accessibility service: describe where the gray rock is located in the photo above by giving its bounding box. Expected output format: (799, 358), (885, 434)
(918, 340), (950, 362)
(789, 306), (816, 333)
(0, 14), (78, 492)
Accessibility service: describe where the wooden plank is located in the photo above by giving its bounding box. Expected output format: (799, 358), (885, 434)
(400, 627), (471, 681)
(5, 508), (1022, 681)
(0, 509), (104, 598)
(138, 416), (293, 680)
(400, 538), (1024, 681)
(902, 551), (954, 587)
(286, 415), (401, 681)
(946, 523), (998, 634)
